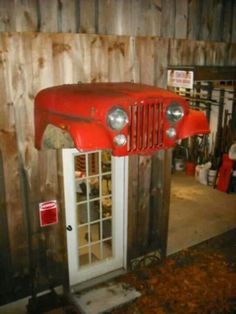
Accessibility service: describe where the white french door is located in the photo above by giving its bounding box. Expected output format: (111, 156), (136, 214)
(62, 149), (128, 286)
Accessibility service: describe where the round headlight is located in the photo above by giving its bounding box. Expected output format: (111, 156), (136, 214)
(107, 107), (128, 131)
(166, 127), (177, 138)
(166, 103), (184, 122)
(114, 134), (127, 146)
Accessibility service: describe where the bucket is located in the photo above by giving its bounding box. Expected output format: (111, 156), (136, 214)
(195, 165), (208, 185)
(175, 158), (185, 171)
(185, 161), (195, 176)
(208, 169), (217, 186)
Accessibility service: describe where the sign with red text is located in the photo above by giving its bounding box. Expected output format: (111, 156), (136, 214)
(39, 200), (58, 227)
(167, 70), (194, 89)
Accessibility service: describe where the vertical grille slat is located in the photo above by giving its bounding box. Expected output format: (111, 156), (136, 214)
(128, 100), (163, 153)
(152, 104), (157, 146)
(130, 106), (135, 150)
(142, 105), (146, 148)
(136, 105), (141, 149)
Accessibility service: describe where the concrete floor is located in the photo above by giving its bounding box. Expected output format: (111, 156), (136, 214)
(167, 172), (236, 255)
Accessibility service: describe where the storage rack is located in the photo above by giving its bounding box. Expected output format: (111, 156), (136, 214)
(167, 66), (236, 158)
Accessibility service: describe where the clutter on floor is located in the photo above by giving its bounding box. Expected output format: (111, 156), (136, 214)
(111, 229), (236, 314)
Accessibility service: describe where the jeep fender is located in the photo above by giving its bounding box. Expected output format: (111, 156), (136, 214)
(178, 109), (210, 139)
(38, 121), (112, 151)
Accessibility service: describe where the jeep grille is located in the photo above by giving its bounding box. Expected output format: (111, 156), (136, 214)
(128, 101), (164, 153)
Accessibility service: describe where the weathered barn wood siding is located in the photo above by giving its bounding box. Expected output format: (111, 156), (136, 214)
(0, 0), (235, 43)
(0, 1), (235, 290)
(0, 32), (236, 279)
(0, 33), (135, 285)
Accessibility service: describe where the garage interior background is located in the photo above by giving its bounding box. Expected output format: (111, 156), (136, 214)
(0, 0), (236, 304)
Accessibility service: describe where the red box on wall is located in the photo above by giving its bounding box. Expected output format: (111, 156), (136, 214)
(39, 200), (58, 227)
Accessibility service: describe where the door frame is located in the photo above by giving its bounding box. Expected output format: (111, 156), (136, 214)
(62, 149), (128, 287)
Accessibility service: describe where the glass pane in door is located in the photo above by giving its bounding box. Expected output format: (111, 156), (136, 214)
(74, 151), (113, 268)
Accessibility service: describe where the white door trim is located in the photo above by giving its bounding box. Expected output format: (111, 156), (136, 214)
(62, 149), (128, 287)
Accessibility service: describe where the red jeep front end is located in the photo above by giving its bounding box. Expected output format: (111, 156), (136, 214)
(34, 83), (209, 156)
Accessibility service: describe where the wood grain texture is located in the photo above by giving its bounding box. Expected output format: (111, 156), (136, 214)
(0, 33), (28, 268)
(58, 0), (77, 33)
(137, 0), (162, 36)
(159, 149), (172, 258)
(221, 0), (234, 43)
(0, 31), (236, 281)
(127, 155), (139, 261)
(161, 0), (175, 38)
(107, 35), (135, 81)
(38, 0), (58, 32)
(135, 36), (155, 84)
(136, 156), (152, 253)
(0, 0), (235, 43)
(175, 0), (188, 39)
(154, 37), (169, 88)
(79, 0), (96, 33)
(15, 0), (38, 31)
(187, 0), (202, 40)
(232, 0), (236, 43)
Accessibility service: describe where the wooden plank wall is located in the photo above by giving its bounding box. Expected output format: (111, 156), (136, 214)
(0, 33), (135, 290)
(0, 0), (235, 290)
(0, 33), (236, 282)
(0, 0), (235, 43)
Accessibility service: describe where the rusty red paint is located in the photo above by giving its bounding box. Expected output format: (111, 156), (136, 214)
(34, 82), (210, 156)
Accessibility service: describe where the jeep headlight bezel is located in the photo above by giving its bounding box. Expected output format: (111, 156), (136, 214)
(166, 103), (184, 123)
(107, 107), (129, 131)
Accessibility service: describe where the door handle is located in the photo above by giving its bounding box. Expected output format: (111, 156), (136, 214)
(67, 225), (72, 231)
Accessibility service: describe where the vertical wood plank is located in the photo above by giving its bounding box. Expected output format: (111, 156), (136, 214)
(192, 40), (206, 65)
(175, 0), (188, 39)
(52, 33), (68, 84)
(79, 0), (96, 33)
(62, 33), (92, 83)
(221, 0), (234, 43)
(187, 0), (202, 40)
(199, 0), (223, 41)
(32, 33), (54, 91)
(0, 149), (12, 290)
(227, 44), (236, 66)
(150, 149), (172, 258)
(210, 0), (224, 41)
(158, 149), (172, 258)
(0, 34), (13, 277)
(204, 42), (227, 66)
(232, 0), (236, 43)
(155, 37), (169, 88)
(135, 36), (155, 84)
(128, 35), (155, 260)
(0, 1), (16, 31)
(32, 33), (64, 275)
(0, 33), (28, 268)
(90, 35), (109, 82)
(38, 0), (58, 32)
(97, 0), (132, 36)
(14, 0), (38, 31)
(161, 0), (175, 38)
(136, 156), (152, 253)
(97, 0), (121, 35)
(127, 155), (139, 261)
(169, 38), (194, 66)
(58, 0), (77, 33)
(199, 0), (212, 41)
(137, 0), (162, 36)
(108, 36), (135, 82)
